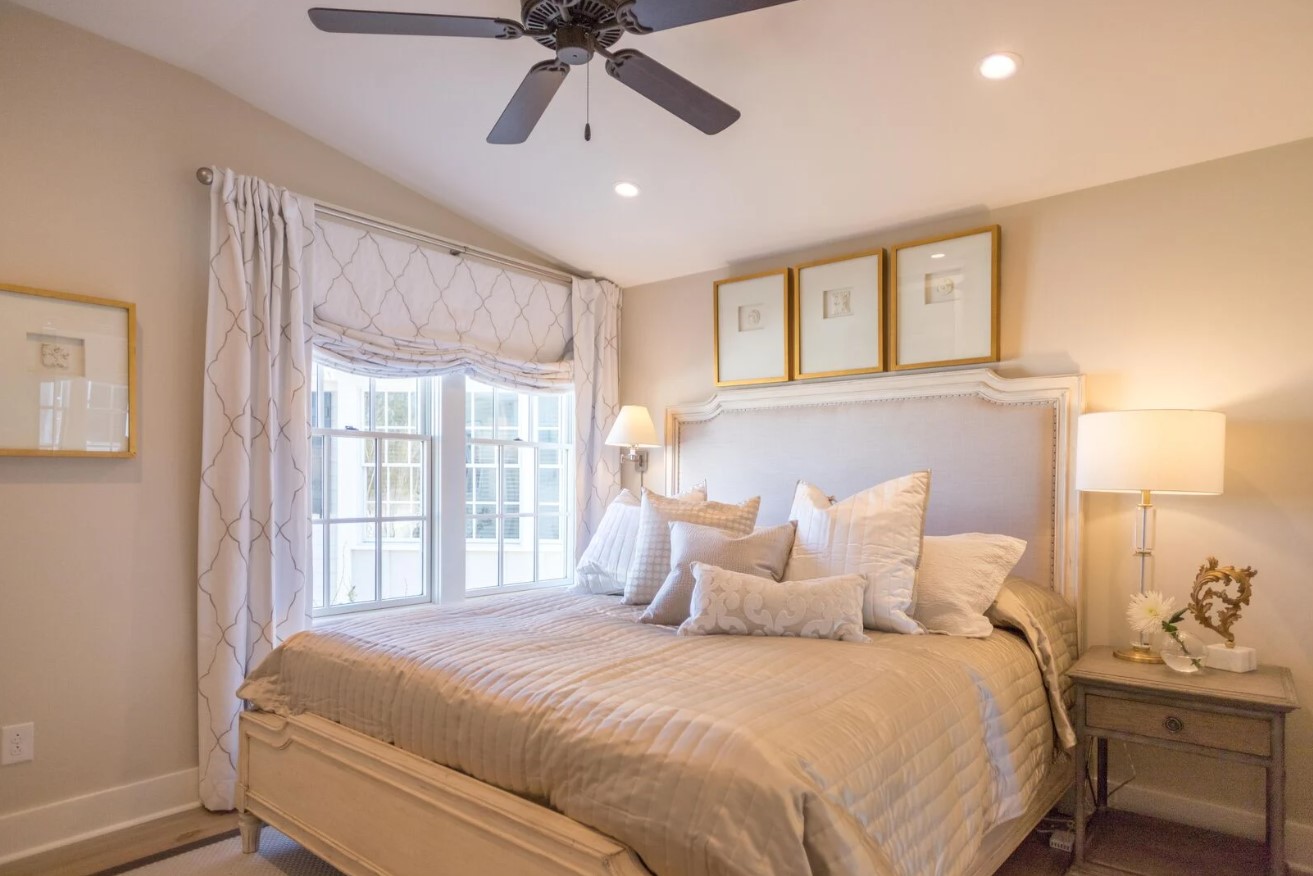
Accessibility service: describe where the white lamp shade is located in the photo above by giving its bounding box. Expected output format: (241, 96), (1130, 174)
(605, 405), (659, 448)
(1076, 410), (1225, 495)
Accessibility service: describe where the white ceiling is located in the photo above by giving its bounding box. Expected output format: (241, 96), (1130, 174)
(16, 0), (1313, 286)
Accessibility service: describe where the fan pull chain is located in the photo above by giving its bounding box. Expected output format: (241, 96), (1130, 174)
(584, 61), (592, 142)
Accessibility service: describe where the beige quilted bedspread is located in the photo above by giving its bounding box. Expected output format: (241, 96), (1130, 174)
(239, 591), (1063, 876)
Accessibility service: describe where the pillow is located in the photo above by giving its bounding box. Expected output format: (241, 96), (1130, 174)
(783, 472), (930, 634)
(914, 533), (1027, 637)
(639, 521), (796, 626)
(622, 491), (761, 605)
(677, 563), (869, 643)
(572, 482), (707, 595)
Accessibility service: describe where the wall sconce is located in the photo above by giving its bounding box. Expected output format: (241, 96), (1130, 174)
(605, 405), (659, 488)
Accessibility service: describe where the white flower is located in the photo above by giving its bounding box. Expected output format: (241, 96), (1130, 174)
(1126, 591), (1177, 635)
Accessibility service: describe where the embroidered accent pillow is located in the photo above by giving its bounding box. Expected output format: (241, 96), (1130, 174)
(784, 472), (930, 633)
(677, 563), (869, 643)
(639, 521), (797, 626)
(914, 533), (1027, 637)
(573, 482), (706, 595)
(622, 491), (761, 605)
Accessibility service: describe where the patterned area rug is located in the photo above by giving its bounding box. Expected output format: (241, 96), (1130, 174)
(117, 828), (344, 876)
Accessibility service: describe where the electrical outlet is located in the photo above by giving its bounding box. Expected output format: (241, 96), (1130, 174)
(2, 723), (34, 765)
(1049, 829), (1075, 853)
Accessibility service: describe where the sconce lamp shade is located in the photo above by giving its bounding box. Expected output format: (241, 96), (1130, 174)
(605, 405), (659, 448)
(1076, 410), (1225, 495)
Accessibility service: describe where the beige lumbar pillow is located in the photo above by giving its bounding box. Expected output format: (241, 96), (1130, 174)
(784, 472), (931, 634)
(640, 521), (796, 626)
(573, 482), (706, 595)
(622, 491), (761, 605)
(677, 563), (869, 643)
(914, 533), (1027, 638)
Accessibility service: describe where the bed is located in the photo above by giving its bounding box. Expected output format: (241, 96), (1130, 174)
(235, 368), (1084, 876)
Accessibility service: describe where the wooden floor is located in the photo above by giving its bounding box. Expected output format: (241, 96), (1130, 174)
(0, 806), (1273, 876)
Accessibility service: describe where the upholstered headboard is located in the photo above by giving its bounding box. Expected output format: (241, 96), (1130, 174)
(664, 369), (1083, 602)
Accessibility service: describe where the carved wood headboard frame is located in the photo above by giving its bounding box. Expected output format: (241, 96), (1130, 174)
(664, 368), (1084, 606)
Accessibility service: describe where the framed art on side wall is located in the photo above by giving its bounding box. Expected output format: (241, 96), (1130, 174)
(0, 283), (137, 457)
(890, 226), (999, 371)
(713, 269), (791, 386)
(793, 249), (884, 380)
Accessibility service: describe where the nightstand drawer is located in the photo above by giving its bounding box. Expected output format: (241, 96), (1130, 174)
(1085, 693), (1270, 757)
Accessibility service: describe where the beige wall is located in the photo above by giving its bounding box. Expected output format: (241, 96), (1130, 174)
(0, 2), (557, 819)
(623, 138), (1313, 833)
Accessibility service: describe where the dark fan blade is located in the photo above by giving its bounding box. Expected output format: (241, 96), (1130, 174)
(308, 8), (523, 39)
(605, 50), (740, 135)
(617, 0), (798, 33)
(488, 62), (570, 145)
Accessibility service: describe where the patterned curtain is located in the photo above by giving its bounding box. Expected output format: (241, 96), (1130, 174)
(312, 218), (572, 389)
(196, 170), (315, 811)
(572, 278), (623, 556)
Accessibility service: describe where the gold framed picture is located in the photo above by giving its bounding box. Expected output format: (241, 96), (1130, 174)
(793, 248), (885, 380)
(0, 283), (137, 457)
(890, 226), (1000, 371)
(713, 268), (792, 386)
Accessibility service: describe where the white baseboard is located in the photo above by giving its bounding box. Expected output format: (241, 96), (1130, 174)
(0, 767), (200, 865)
(1116, 782), (1313, 874)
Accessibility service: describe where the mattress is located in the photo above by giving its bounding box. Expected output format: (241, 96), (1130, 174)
(240, 591), (1063, 876)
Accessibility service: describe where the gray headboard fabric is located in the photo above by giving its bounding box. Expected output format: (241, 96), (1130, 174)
(664, 369), (1083, 602)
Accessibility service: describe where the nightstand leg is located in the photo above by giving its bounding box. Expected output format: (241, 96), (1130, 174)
(1097, 737), (1109, 810)
(1267, 717), (1286, 876)
(1073, 689), (1088, 865)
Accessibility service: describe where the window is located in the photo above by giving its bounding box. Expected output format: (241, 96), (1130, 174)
(310, 362), (573, 616)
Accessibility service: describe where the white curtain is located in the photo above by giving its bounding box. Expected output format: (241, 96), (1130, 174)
(197, 169), (315, 811)
(312, 218), (572, 390)
(572, 278), (623, 555)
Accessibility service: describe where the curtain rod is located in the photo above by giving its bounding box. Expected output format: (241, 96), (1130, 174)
(195, 166), (575, 287)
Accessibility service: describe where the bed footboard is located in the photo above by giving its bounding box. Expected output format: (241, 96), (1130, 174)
(237, 711), (651, 876)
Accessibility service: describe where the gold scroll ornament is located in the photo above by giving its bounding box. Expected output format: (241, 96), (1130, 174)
(1188, 557), (1257, 649)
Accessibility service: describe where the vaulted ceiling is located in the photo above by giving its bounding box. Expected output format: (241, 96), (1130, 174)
(15, 0), (1313, 285)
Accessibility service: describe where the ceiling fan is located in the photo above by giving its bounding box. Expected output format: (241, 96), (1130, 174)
(308, 0), (800, 144)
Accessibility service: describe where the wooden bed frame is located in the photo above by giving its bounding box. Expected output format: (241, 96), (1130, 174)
(237, 368), (1084, 876)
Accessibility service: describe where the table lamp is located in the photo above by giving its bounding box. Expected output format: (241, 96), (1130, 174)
(1076, 410), (1226, 663)
(605, 405), (659, 489)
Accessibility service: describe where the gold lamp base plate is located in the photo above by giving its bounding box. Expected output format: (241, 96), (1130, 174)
(1114, 645), (1164, 664)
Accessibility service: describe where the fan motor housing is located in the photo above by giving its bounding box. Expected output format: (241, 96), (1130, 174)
(521, 0), (624, 56)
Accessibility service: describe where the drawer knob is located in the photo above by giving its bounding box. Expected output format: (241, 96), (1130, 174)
(1164, 716), (1185, 734)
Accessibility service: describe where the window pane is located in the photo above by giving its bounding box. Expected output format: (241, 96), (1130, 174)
(466, 519), (499, 590)
(503, 445), (524, 518)
(312, 524), (325, 608)
(465, 381), (495, 440)
(505, 516), (535, 586)
(380, 521), (425, 599)
(317, 366), (371, 431)
(372, 377), (421, 433)
(311, 434), (325, 519)
(382, 439), (423, 517)
(495, 391), (522, 440)
(538, 518), (568, 581)
(534, 394), (564, 444)
(537, 455), (562, 512)
(466, 444), (498, 520)
(327, 523), (377, 606)
(324, 436), (374, 520)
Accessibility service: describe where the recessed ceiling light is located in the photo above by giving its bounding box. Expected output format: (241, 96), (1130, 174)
(978, 52), (1021, 80)
(614, 182), (641, 198)
(930, 252), (947, 259)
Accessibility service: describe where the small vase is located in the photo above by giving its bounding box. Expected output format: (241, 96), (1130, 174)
(1161, 631), (1206, 674)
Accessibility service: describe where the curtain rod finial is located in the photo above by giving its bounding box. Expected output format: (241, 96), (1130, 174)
(196, 166), (214, 186)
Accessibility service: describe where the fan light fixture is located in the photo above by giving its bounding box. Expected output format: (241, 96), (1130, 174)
(978, 52), (1021, 80)
(614, 182), (641, 198)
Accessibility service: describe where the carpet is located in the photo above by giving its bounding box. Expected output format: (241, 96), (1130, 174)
(113, 828), (344, 876)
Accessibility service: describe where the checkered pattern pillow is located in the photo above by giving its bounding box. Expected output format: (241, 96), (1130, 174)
(622, 490), (760, 605)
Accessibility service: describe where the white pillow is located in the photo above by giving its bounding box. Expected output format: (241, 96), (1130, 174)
(784, 472), (930, 634)
(573, 483), (706, 595)
(677, 563), (869, 643)
(622, 491), (761, 605)
(914, 534), (1027, 637)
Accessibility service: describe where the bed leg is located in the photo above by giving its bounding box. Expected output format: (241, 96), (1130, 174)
(238, 811), (263, 854)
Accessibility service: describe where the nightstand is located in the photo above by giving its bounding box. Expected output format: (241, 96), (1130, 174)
(1068, 646), (1299, 876)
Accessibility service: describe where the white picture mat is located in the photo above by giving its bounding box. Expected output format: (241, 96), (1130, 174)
(716, 274), (787, 383)
(798, 254), (881, 374)
(896, 231), (994, 365)
(0, 289), (131, 452)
